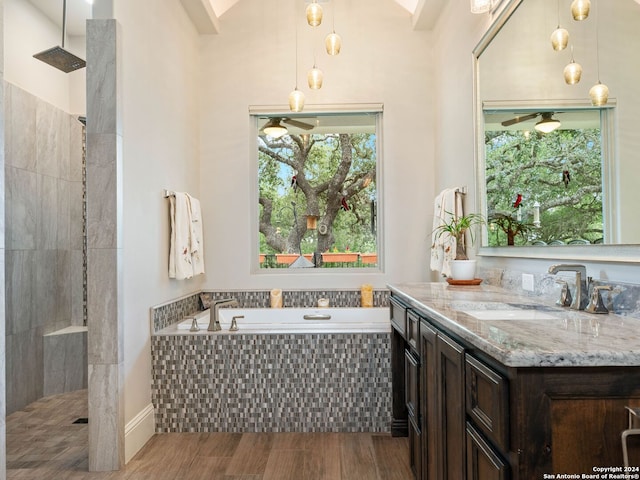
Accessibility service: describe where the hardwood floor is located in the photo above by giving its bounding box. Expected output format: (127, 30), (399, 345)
(7, 390), (413, 479)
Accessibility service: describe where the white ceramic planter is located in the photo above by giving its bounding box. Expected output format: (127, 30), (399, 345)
(450, 260), (477, 280)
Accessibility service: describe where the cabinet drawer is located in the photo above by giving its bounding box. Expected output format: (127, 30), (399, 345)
(406, 310), (421, 355)
(465, 354), (509, 452)
(405, 349), (420, 420)
(390, 296), (407, 338)
(466, 422), (509, 480)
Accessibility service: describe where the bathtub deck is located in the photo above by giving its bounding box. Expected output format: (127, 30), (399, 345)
(6, 390), (412, 479)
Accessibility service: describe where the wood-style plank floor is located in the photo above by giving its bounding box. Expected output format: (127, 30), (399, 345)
(7, 390), (413, 479)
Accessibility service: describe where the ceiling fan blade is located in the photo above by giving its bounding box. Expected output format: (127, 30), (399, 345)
(283, 118), (314, 130)
(501, 113), (539, 127)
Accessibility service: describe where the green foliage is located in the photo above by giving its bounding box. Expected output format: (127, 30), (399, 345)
(432, 212), (485, 260)
(485, 128), (602, 246)
(258, 131), (377, 264)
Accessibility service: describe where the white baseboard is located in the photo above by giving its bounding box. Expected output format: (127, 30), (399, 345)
(124, 403), (155, 463)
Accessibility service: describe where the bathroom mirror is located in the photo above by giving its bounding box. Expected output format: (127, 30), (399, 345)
(474, 0), (640, 261)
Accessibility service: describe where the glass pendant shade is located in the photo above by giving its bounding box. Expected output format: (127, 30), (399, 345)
(289, 88), (305, 112)
(589, 82), (609, 106)
(306, 2), (323, 27)
(325, 31), (342, 55)
(307, 65), (323, 89)
(571, 0), (590, 20)
(470, 0), (492, 14)
(550, 27), (569, 51)
(563, 60), (582, 84)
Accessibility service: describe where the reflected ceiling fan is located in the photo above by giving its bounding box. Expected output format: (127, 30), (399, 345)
(501, 112), (561, 133)
(262, 117), (314, 138)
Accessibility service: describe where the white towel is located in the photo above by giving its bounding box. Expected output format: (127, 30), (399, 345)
(186, 194), (205, 276)
(430, 188), (463, 277)
(169, 192), (195, 280)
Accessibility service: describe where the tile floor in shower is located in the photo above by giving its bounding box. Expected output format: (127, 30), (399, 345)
(6, 389), (413, 479)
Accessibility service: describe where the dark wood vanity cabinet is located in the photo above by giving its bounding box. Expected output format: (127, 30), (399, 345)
(390, 296), (409, 437)
(389, 292), (640, 479)
(391, 299), (472, 480)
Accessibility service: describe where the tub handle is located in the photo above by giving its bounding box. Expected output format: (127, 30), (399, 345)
(303, 314), (332, 320)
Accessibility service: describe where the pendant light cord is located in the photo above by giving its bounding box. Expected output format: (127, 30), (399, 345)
(595, 0), (601, 82)
(295, 12), (299, 89)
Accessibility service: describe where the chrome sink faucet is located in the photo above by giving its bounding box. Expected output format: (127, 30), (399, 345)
(548, 264), (591, 310)
(208, 298), (239, 331)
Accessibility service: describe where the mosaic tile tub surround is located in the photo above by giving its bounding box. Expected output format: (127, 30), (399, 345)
(151, 332), (392, 433)
(150, 288), (390, 333)
(150, 288), (392, 433)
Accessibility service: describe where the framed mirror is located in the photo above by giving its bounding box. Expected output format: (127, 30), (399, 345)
(473, 0), (640, 262)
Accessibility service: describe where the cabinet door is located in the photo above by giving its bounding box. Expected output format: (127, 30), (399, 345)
(466, 422), (509, 480)
(437, 333), (466, 480)
(466, 355), (509, 452)
(390, 297), (408, 437)
(405, 349), (420, 420)
(420, 320), (438, 480)
(409, 417), (423, 480)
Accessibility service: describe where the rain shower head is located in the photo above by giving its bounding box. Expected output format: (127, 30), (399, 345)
(33, 0), (86, 73)
(34, 46), (86, 73)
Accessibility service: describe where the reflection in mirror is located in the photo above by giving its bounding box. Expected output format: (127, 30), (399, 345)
(484, 108), (604, 246)
(475, 0), (640, 251)
(255, 112), (380, 270)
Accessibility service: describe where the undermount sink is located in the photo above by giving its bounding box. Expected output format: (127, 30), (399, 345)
(449, 301), (514, 311)
(460, 309), (559, 321)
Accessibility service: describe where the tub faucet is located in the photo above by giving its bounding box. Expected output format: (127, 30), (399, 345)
(208, 298), (239, 331)
(548, 264), (590, 310)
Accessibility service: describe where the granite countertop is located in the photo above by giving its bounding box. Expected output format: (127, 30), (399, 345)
(388, 282), (640, 368)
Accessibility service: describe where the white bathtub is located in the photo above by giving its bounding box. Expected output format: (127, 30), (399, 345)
(172, 307), (390, 334)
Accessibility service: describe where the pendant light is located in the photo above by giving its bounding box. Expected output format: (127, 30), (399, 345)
(325, 2), (342, 55)
(550, 0), (569, 51)
(534, 113), (561, 134)
(307, 60), (323, 90)
(289, 18), (304, 112)
(306, 0), (323, 27)
(571, 0), (590, 21)
(589, 1), (608, 106)
(325, 31), (342, 56)
(550, 27), (569, 51)
(589, 83), (609, 106)
(563, 46), (582, 84)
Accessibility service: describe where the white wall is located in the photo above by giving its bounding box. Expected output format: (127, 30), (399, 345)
(199, 0), (435, 291)
(4, 0), (86, 114)
(432, 1), (640, 282)
(110, 0), (202, 456)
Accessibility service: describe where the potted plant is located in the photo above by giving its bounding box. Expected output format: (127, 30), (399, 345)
(432, 212), (485, 280)
(489, 212), (534, 246)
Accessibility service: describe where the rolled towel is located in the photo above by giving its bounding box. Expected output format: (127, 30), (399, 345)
(361, 284), (374, 308)
(270, 289), (283, 308)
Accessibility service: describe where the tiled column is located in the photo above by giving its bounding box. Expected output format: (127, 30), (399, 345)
(86, 19), (124, 471)
(0, 0), (7, 474)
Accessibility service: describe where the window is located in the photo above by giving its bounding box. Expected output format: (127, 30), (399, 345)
(251, 109), (382, 270)
(483, 108), (604, 246)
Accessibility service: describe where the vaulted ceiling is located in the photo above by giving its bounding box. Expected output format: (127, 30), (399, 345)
(27, 0), (441, 37)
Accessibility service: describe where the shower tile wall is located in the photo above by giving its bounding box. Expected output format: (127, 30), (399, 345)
(4, 83), (86, 414)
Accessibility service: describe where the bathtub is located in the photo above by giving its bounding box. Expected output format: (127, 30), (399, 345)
(171, 307), (390, 334)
